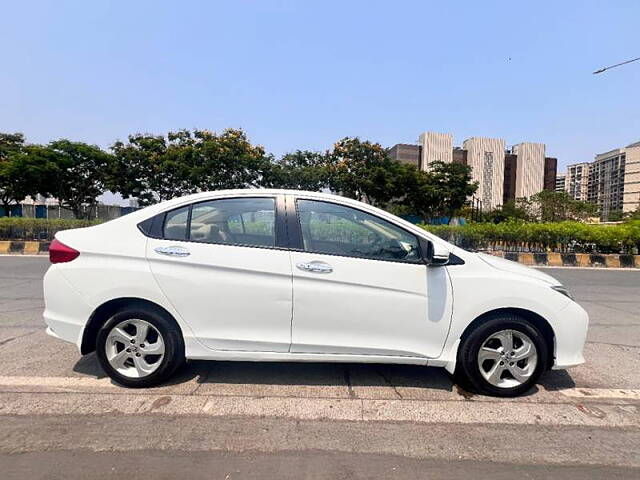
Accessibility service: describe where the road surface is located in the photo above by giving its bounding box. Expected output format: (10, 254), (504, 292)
(1, 256), (639, 478)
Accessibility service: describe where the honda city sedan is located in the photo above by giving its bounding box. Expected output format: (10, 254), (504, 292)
(43, 190), (588, 396)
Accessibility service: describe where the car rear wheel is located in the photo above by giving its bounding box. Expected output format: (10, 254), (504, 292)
(457, 314), (548, 397)
(96, 306), (185, 388)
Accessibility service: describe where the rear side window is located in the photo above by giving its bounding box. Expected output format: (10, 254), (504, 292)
(160, 197), (276, 248)
(189, 198), (275, 247)
(163, 206), (189, 240)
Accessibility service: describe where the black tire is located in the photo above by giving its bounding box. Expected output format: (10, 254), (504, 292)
(456, 314), (548, 397)
(96, 305), (185, 388)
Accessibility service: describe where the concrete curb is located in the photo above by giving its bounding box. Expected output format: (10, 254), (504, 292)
(487, 251), (640, 268)
(0, 241), (638, 268)
(0, 241), (50, 255)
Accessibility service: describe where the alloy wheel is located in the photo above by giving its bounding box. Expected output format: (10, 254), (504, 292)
(104, 319), (165, 378)
(477, 329), (538, 388)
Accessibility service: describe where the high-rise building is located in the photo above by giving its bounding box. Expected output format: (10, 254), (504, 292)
(565, 163), (590, 202)
(504, 152), (556, 204)
(544, 157), (558, 192)
(452, 147), (468, 165)
(462, 137), (506, 210)
(586, 142), (640, 219)
(555, 173), (567, 192)
(512, 142), (546, 199)
(622, 142), (640, 214)
(418, 132), (453, 169)
(561, 142), (640, 220)
(503, 152), (518, 204)
(388, 144), (420, 167)
(390, 132), (557, 211)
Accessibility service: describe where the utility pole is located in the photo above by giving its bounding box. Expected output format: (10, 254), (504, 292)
(593, 56), (640, 74)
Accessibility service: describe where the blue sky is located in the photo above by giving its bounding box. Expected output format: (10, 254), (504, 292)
(2, 0), (639, 173)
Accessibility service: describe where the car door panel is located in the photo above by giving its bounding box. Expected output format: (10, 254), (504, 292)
(289, 198), (453, 359)
(146, 196), (293, 353)
(290, 251), (452, 358)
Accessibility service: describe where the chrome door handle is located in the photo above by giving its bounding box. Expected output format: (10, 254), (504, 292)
(154, 246), (190, 257)
(296, 261), (333, 273)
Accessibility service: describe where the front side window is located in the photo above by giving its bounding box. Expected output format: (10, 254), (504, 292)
(296, 200), (421, 263)
(188, 197), (275, 247)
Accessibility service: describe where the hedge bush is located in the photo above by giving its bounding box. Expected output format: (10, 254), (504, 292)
(3, 216), (640, 254)
(421, 221), (640, 254)
(0, 218), (102, 241)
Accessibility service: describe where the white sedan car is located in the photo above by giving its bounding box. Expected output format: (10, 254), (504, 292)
(44, 190), (588, 396)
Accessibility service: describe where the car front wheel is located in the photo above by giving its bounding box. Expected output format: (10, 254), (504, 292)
(96, 306), (185, 388)
(457, 314), (548, 397)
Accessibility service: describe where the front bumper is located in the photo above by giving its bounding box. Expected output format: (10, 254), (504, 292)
(551, 299), (589, 369)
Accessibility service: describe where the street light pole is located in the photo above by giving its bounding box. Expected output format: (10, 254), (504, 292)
(593, 56), (640, 74)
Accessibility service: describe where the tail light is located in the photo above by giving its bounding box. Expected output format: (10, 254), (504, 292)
(49, 239), (80, 264)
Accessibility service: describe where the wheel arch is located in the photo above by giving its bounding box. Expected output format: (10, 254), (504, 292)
(458, 307), (555, 369)
(81, 297), (183, 355)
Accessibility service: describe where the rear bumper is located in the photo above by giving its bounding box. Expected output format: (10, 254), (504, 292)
(43, 266), (93, 351)
(551, 299), (589, 370)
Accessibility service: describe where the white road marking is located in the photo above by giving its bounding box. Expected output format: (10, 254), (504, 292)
(0, 376), (639, 427)
(560, 388), (640, 400)
(2, 376), (640, 401)
(0, 376), (114, 388)
(0, 391), (637, 427)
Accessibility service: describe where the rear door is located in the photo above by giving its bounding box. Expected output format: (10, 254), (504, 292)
(146, 195), (293, 352)
(287, 196), (452, 359)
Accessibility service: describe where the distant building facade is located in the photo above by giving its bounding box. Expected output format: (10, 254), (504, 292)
(452, 147), (468, 165)
(388, 144), (420, 168)
(565, 163), (590, 202)
(513, 142), (546, 199)
(544, 157), (558, 192)
(462, 137), (506, 210)
(503, 152), (518, 204)
(418, 132), (453, 169)
(589, 142), (640, 218)
(559, 141), (640, 220)
(390, 131), (558, 211)
(555, 173), (567, 192)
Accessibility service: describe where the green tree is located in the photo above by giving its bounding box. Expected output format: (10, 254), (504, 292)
(326, 137), (405, 206)
(397, 164), (440, 220)
(0, 133), (55, 216)
(481, 197), (534, 223)
(109, 133), (170, 206)
(46, 140), (113, 219)
(427, 161), (478, 221)
(0, 133), (26, 214)
(400, 161), (478, 222)
(262, 150), (329, 191)
(530, 190), (597, 222)
(109, 128), (269, 205)
(606, 210), (624, 222)
(189, 129), (270, 192)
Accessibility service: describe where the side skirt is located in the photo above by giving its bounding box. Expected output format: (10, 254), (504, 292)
(184, 338), (429, 366)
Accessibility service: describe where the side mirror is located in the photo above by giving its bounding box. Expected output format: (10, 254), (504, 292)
(419, 238), (450, 266)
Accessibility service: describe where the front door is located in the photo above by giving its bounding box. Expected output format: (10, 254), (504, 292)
(289, 198), (452, 359)
(146, 196), (293, 352)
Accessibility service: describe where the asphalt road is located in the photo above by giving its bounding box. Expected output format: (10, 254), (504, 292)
(1, 256), (639, 478)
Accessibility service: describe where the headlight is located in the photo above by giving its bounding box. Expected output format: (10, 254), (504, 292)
(551, 285), (574, 301)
